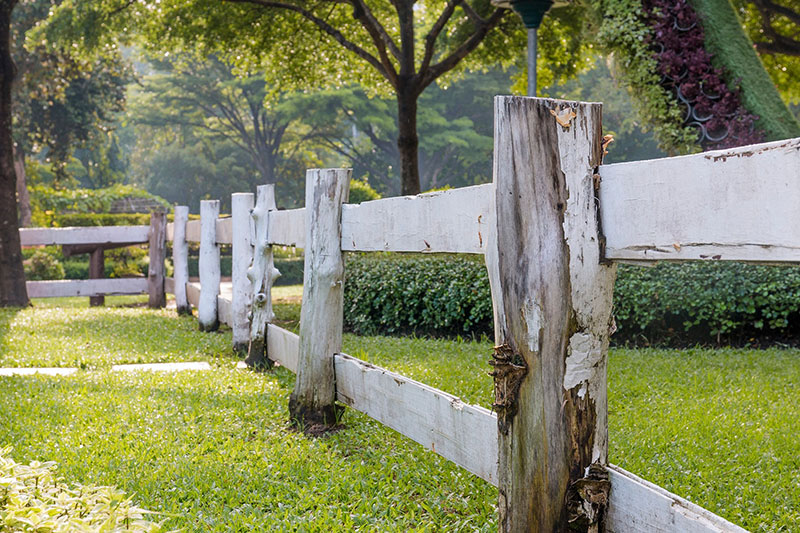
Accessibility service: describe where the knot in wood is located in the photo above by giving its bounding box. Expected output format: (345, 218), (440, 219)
(566, 463), (611, 532)
(488, 344), (527, 434)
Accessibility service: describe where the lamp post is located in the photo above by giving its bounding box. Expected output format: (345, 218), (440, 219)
(492, 0), (555, 96)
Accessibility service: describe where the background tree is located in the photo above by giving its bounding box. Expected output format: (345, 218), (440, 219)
(0, 0), (28, 307)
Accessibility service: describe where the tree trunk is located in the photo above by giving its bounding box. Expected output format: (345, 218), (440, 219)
(0, 0), (28, 308)
(396, 88), (420, 196)
(14, 144), (31, 227)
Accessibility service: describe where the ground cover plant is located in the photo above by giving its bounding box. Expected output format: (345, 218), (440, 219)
(0, 292), (797, 530)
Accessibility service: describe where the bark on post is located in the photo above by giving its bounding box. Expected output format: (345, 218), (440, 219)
(172, 206), (191, 315)
(88, 247), (104, 307)
(288, 168), (350, 428)
(245, 185), (280, 369)
(148, 210), (167, 308)
(198, 200), (220, 331)
(487, 96), (616, 532)
(231, 192), (255, 355)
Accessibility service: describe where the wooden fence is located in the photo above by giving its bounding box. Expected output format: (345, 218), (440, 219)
(165, 96), (793, 531)
(20, 213), (167, 307)
(25, 96), (795, 530)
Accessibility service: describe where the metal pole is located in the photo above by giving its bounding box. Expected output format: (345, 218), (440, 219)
(527, 28), (537, 96)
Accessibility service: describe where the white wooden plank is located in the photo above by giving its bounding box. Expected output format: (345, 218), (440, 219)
(606, 465), (748, 533)
(217, 294), (232, 327)
(268, 208), (305, 247)
(334, 353), (498, 485)
(341, 184), (493, 254)
(172, 206), (191, 314)
(267, 324), (299, 373)
(185, 220), (202, 243)
(186, 281), (201, 308)
(164, 276), (175, 294)
(216, 216), (232, 244)
(198, 200), (221, 331)
(26, 278), (148, 298)
(600, 137), (800, 263)
(20, 226), (149, 246)
(166, 222), (174, 242)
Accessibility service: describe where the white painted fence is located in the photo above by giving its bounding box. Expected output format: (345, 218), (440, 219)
(165, 97), (796, 531)
(20, 213), (167, 305)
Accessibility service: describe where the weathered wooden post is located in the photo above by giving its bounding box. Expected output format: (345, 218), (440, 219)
(231, 192), (255, 355)
(88, 247), (105, 306)
(172, 205), (191, 315)
(288, 168), (350, 427)
(148, 210), (167, 308)
(245, 185), (281, 368)
(198, 199), (221, 331)
(486, 96), (616, 532)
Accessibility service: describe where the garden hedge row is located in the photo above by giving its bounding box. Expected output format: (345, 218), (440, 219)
(342, 254), (800, 343)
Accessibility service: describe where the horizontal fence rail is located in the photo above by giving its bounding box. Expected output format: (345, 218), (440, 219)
(20, 225), (149, 246)
(340, 184), (492, 254)
(26, 278), (148, 298)
(600, 137), (800, 264)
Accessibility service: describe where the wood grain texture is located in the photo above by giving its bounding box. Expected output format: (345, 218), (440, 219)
(19, 226), (149, 246)
(340, 184), (492, 253)
(268, 208), (305, 247)
(289, 169), (350, 427)
(335, 353), (498, 485)
(198, 200), (221, 332)
(148, 211), (167, 308)
(172, 206), (191, 315)
(246, 185), (280, 368)
(231, 192), (255, 353)
(600, 137), (800, 263)
(26, 278), (148, 298)
(488, 96), (615, 532)
(605, 466), (748, 533)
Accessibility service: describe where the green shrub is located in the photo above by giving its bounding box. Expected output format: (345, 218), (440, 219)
(23, 251), (65, 281)
(342, 255), (800, 342)
(54, 213), (152, 227)
(0, 448), (163, 532)
(349, 179), (381, 204)
(343, 254), (493, 336)
(275, 257), (304, 286)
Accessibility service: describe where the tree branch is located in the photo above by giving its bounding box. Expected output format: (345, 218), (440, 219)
(420, 0), (462, 74)
(346, 0), (401, 81)
(420, 7), (506, 91)
(223, 0), (390, 80)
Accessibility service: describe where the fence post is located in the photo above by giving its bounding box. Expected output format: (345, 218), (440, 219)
(198, 199), (220, 331)
(245, 185), (280, 368)
(487, 96), (617, 531)
(288, 168), (350, 427)
(148, 210), (167, 308)
(173, 206), (191, 315)
(232, 192), (255, 355)
(88, 247), (105, 306)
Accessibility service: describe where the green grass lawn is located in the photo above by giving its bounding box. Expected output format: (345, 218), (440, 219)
(0, 289), (798, 531)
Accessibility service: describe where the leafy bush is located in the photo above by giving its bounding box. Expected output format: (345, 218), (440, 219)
(54, 213), (152, 227)
(275, 257), (304, 286)
(348, 179), (381, 204)
(342, 255), (800, 342)
(29, 184), (169, 227)
(23, 251), (65, 281)
(343, 254), (492, 336)
(614, 262), (800, 338)
(0, 448), (163, 532)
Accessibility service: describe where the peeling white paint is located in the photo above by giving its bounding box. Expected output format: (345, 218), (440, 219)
(563, 332), (604, 394)
(522, 298), (543, 353)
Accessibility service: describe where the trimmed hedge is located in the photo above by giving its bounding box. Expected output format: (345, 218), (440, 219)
(342, 254), (800, 343)
(343, 254), (493, 337)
